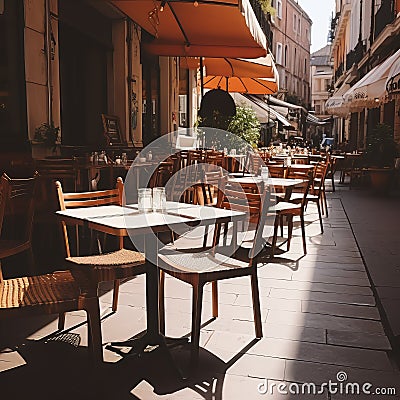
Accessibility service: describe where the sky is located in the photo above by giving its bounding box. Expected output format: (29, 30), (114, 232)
(297, 0), (336, 53)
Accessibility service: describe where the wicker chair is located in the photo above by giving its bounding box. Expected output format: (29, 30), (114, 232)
(0, 173), (103, 363)
(55, 178), (146, 319)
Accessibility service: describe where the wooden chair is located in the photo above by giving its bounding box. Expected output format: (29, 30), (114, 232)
(270, 173), (311, 257)
(55, 178), (146, 318)
(158, 179), (269, 367)
(0, 173), (38, 274)
(283, 165), (325, 234)
(0, 173), (103, 362)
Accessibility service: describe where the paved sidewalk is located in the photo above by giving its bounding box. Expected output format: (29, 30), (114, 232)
(333, 184), (400, 355)
(0, 193), (399, 399)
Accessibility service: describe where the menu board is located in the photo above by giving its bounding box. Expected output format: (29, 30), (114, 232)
(101, 114), (124, 145)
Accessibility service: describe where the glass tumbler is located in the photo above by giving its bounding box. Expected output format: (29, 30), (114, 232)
(261, 166), (270, 181)
(152, 187), (166, 212)
(138, 188), (153, 213)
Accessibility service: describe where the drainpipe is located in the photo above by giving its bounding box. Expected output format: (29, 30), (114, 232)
(45, 0), (52, 126)
(369, 0), (375, 46)
(359, 0), (363, 42)
(127, 20), (133, 144)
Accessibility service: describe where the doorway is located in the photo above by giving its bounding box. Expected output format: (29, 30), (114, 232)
(58, 1), (111, 146)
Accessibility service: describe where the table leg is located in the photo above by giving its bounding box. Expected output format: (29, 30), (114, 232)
(107, 232), (187, 377)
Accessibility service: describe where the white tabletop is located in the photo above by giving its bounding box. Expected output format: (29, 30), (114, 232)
(229, 176), (304, 187)
(57, 202), (245, 235)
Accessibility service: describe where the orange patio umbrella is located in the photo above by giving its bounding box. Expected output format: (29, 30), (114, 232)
(202, 54), (279, 94)
(111, 0), (268, 58)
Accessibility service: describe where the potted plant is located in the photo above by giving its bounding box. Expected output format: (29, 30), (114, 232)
(364, 123), (397, 193)
(227, 105), (261, 151)
(32, 122), (60, 157)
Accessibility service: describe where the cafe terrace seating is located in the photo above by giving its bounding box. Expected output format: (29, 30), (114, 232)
(55, 178), (146, 316)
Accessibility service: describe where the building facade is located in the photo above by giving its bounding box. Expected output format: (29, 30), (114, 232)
(329, 0), (400, 148)
(0, 0), (271, 166)
(311, 45), (333, 117)
(270, 0), (312, 107)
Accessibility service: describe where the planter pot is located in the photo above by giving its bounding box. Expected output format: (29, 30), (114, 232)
(368, 168), (393, 194)
(31, 142), (60, 159)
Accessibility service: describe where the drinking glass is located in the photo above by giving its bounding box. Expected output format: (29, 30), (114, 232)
(152, 187), (166, 212)
(138, 188), (153, 213)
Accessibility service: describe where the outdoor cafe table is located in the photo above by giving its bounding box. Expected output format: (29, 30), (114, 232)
(56, 202), (245, 362)
(229, 176), (306, 203)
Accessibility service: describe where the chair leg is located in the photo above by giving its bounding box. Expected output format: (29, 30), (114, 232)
(271, 218), (279, 258)
(203, 226), (209, 248)
(112, 280), (120, 312)
(331, 172), (336, 192)
(287, 216), (293, 251)
(190, 283), (204, 368)
(85, 297), (103, 364)
(211, 281), (218, 318)
(250, 272), (263, 338)
(58, 312), (66, 330)
(316, 201), (324, 234)
(300, 213), (307, 255)
(159, 270), (166, 335)
(279, 215), (284, 237)
(323, 190), (328, 217)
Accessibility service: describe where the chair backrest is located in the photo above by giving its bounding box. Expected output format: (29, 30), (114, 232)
(268, 165), (286, 178)
(216, 177), (271, 266)
(311, 162), (328, 196)
(55, 177), (123, 257)
(35, 158), (80, 213)
(200, 166), (224, 205)
(0, 173), (38, 245)
(205, 150), (225, 167)
(286, 170), (312, 208)
(217, 179), (263, 224)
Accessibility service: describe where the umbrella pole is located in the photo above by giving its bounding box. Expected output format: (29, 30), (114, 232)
(200, 57), (204, 98)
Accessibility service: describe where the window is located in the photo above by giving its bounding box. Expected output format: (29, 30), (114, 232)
(178, 67), (189, 127)
(277, 0), (282, 19)
(298, 16), (301, 35)
(276, 42), (283, 65)
(293, 13), (297, 32)
(304, 58), (307, 74)
(284, 45), (288, 67)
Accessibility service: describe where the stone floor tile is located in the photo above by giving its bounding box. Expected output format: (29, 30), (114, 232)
(301, 300), (380, 320)
(269, 287), (376, 306)
(327, 330), (392, 351)
(262, 323), (326, 343)
(259, 278), (373, 295)
(226, 353), (286, 380)
(266, 310), (385, 334)
(247, 337), (392, 370)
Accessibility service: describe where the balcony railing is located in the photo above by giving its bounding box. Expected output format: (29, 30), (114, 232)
(374, 0), (395, 39)
(328, 11), (340, 42)
(346, 40), (366, 70)
(249, 0), (272, 50)
(335, 61), (344, 82)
